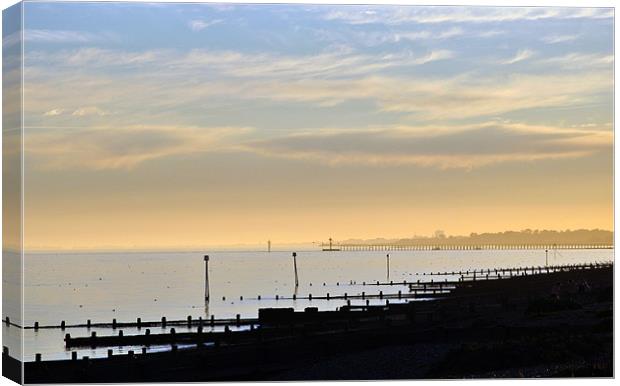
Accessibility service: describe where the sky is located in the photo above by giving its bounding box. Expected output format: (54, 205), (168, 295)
(11, 3), (614, 250)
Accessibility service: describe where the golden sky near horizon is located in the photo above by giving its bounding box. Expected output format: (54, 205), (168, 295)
(10, 4), (613, 250)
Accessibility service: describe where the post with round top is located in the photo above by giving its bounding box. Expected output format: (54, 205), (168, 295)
(293, 252), (299, 287)
(204, 255), (210, 302)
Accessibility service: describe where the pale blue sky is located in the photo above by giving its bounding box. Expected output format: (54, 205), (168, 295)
(11, 3), (614, 249)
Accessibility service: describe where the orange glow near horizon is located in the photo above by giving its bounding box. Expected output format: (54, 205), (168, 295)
(17, 4), (613, 251)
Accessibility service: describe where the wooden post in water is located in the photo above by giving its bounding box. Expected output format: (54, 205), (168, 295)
(293, 252), (299, 287)
(204, 255), (210, 302)
(386, 253), (390, 282)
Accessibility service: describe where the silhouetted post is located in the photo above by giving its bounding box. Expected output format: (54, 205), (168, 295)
(293, 252), (299, 287)
(545, 249), (548, 267)
(386, 254), (390, 281)
(204, 255), (210, 301)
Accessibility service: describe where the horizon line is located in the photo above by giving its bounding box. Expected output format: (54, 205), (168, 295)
(21, 227), (614, 254)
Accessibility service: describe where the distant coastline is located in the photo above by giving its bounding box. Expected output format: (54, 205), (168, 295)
(338, 229), (613, 247)
(23, 229), (613, 254)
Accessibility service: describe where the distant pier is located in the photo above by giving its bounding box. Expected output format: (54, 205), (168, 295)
(322, 237), (341, 251)
(320, 243), (613, 251)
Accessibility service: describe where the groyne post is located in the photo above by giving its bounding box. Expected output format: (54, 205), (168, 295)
(204, 255), (210, 301)
(293, 252), (299, 287)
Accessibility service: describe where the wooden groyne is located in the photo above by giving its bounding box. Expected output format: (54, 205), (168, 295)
(23, 316), (258, 331)
(63, 302), (428, 350)
(15, 262), (612, 332)
(22, 263), (613, 382)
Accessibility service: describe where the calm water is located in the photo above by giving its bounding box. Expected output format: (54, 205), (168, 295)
(4, 249), (613, 361)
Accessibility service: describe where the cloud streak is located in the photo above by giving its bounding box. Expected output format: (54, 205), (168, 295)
(542, 34), (580, 44)
(24, 55), (611, 125)
(247, 72), (610, 120)
(26, 125), (253, 170)
(240, 122), (612, 169)
(502, 49), (535, 64)
(26, 46), (454, 79)
(541, 52), (613, 69)
(188, 19), (222, 31)
(24, 29), (117, 43)
(323, 6), (613, 25)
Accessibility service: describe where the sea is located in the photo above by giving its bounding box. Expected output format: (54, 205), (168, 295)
(3, 248), (613, 361)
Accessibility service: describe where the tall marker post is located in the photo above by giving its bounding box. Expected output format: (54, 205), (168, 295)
(204, 255), (210, 301)
(386, 253), (390, 281)
(293, 252), (299, 287)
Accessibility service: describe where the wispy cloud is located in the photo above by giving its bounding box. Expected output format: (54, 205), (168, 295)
(27, 46), (454, 80)
(26, 125), (253, 170)
(43, 109), (64, 116)
(323, 6), (613, 25)
(175, 48), (455, 77)
(24, 46), (611, 125)
(24, 29), (117, 43)
(240, 122), (611, 169)
(541, 52), (613, 69)
(395, 26), (464, 42)
(477, 30), (505, 38)
(542, 34), (580, 44)
(502, 49), (535, 64)
(3, 31), (21, 48)
(72, 106), (109, 117)
(188, 19), (222, 31)
(245, 72), (610, 120)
